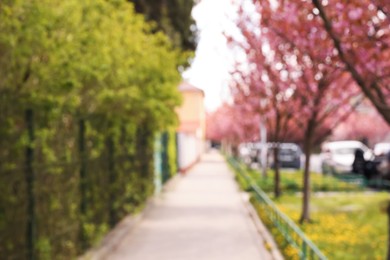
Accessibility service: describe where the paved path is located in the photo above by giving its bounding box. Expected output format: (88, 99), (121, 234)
(100, 151), (274, 260)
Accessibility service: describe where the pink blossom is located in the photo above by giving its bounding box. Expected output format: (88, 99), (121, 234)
(348, 8), (363, 21)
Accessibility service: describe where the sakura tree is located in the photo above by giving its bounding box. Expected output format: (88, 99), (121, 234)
(230, 0), (363, 222)
(206, 102), (259, 155)
(227, 5), (306, 197)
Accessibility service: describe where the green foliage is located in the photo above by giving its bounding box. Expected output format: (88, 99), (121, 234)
(159, 129), (179, 184)
(129, 0), (197, 50)
(36, 237), (52, 260)
(167, 129), (178, 177)
(0, 0), (182, 258)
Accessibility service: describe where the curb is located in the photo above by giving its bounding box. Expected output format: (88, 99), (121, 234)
(239, 192), (284, 260)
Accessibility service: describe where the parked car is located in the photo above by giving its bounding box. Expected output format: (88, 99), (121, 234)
(250, 142), (262, 163)
(238, 143), (253, 164)
(321, 140), (374, 174)
(374, 142), (390, 158)
(373, 142), (390, 175)
(268, 143), (302, 169)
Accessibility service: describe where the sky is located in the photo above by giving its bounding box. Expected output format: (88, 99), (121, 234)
(182, 0), (239, 112)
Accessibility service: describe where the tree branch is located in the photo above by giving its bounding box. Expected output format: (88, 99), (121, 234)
(312, 0), (390, 123)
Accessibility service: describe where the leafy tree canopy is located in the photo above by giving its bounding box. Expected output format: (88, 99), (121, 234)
(129, 0), (197, 51)
(0, 0), (182, 129)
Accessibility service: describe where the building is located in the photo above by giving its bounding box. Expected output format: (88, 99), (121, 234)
(176, 82), (206, 173)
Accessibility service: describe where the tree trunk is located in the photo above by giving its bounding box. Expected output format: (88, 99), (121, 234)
(273, 112), (281, 197)
(260, 118), (268, 178)
(232, 144), (239, 158)
(300, 123), (314, 224)
(273, 145), (281, 198)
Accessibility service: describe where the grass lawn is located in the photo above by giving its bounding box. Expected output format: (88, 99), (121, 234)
(232, 162), (390, 259)
(274, 192), (388, 259)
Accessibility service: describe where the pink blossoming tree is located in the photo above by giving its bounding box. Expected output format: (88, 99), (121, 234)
(230, 0), (363, 222)
(312, 0), (390, 123)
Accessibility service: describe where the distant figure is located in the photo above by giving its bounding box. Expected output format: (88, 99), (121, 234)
(352, 148), (366, 175)
(352, 148), (379, 180)
(365, 160), (379, 180)
(387, 151), (390, 171)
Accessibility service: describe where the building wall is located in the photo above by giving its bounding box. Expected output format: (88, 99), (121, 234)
(177, 133), (199, 172)
(176, 85), (206, 172)
(176, 91), (205, 139)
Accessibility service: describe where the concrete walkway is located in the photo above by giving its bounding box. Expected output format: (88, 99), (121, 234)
(96, 151), (276, 260)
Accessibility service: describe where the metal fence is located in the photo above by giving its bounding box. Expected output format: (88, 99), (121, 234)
(0, 123), (173, 260)
(228, 157), (327, 260)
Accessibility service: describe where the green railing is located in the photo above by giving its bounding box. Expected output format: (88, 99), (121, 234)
(228, 157), (327, 260)
(334, 173), (390, 189)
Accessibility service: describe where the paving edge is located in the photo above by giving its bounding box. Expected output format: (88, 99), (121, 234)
(240, 192), (285, 260)
(79, 173), (184, 260)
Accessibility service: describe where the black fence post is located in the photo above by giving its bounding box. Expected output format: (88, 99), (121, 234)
(78, 118), (87, 250)
(175, 132), (179, 174)
(135, 122), (154, 198)
(161, 132), (169, 183)
(25, 108), (35, 260)
(107, 135), (116, 227)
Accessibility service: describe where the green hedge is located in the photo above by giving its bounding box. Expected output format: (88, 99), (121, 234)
(0, 1), (183, 258)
